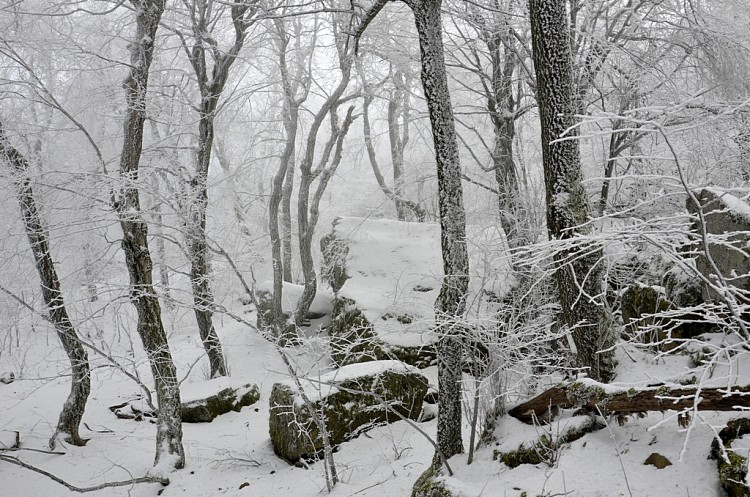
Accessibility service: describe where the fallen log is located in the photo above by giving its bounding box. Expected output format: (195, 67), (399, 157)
(509, 380), (750, 424)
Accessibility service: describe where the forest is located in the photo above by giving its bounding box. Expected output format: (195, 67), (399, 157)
(2, 0), (750, 496)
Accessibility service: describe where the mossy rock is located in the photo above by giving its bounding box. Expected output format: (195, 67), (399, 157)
(181, 381), (260, 423)
(710, 417), (750, 497)
(494, 418), (605, 468)
(411, 466), (455, 497)
(621, 284), (670, 337)
(328, 297), (436, 368)
(269, 361), (428, 462)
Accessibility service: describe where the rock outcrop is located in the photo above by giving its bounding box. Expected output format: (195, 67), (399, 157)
(269, 360), (428, 462)
(687, 188), (750, 304)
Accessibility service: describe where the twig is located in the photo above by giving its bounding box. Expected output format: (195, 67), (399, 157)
(0, 455), (168, 492)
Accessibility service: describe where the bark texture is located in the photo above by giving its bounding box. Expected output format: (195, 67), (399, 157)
(509, 382), (750, 424)
(0, 125), (91, 449)
(406, 0), (470, 463)
(181, 0), (255, 378)
(116, 0), (184, 469)
(528, 0), (615, 382)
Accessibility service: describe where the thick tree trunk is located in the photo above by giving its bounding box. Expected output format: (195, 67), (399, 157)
(528, 0), (615, 382)
(116, 0), (184, 469)
(407, 0), (470, 464)
(0, 125), (91, 449)
(509, 382), (750, 424)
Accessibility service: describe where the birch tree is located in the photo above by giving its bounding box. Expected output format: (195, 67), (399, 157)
(0, 123), (91, 449)
(528, 0), (615, 382)
(116, 0), (184, 469)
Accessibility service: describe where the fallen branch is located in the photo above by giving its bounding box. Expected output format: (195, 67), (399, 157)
(509, 381), (750, 424)
(0, 454), (169, 492)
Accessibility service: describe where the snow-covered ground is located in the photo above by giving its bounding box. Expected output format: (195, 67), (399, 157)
(0, 299), (743, 497)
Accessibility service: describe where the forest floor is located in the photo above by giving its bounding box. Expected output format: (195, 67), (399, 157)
(0, 300), (744, 497)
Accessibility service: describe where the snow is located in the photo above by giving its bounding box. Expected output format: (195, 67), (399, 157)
(0, 286), (747, 497)
(703, 187), (750, 224)
(256, 280), (334, 316)
(277, 360), (419, 405)
(330, 217), (514, 348)
(180, 376), (255, 404)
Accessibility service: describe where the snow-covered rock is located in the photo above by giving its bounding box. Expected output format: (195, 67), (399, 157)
(321, 217), (513, 367)
(688, 188), (750, 304)
(268, 360), (428, 462)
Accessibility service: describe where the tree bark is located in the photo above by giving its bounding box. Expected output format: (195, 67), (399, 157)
(528, 0), (615, 382)
(116, 0), (184, 469)
(406, 0), (470, 464)
(0, 124), (91, 450)
(509, 382), (750, 424)
(180, 0), (255, 378)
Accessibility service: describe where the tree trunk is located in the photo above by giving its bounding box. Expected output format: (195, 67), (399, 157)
(187, 104), (228, 378)
(487, 21), (521, 246)
(509, 382), (750, 424)
(116, 0), (184, 469)
(407, 0), (470, 464)
(0, 125), (91, 449)
(281, 161), (294, 283)
(388, 71), (409, 221)
(528, 0), (615, 382)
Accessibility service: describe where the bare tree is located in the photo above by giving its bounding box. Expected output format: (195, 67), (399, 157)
(528, 0), (615, 382)
(0, 123), (91, 449)
(403, 0), (471, 464)
(172, 0), (260, 378)
(115, 0), (184, 469)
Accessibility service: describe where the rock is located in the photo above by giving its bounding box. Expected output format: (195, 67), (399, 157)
(644, 452), (672, 469)
(411, 466), (455, 497)
(687, 188), (750, 304)
(710, 418), (750, 497)
(269, 360), (428, 462)
(255, 281), (334, 330)
(327, 297), (437, 368)
(321, 218), (512, 368)
(181, 378), (260, 423)
(0, 372), (14, 385)
(0, 430), (20, 449)
(621, 284), (669, 336)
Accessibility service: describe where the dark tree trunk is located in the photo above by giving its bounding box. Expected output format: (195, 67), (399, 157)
(388, 71), (409, 221)
(487, 22), (521, 245)
(187, 104), (228, 378)
(528, 0), (615, 382)
(406, 0), (470, 464)
(181, 0), (254, 377)
(116, 0), (184, 469)
(509, 383), (750, 424)
(0, 125), (91, 449)
(281, 161), (294, 283)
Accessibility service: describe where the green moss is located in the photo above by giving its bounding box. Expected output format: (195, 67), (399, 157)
(495, 419), (604, 468)
(411, 466), (454, 497)
(328, 297), (436, 368)
(710, 418), (750, 497)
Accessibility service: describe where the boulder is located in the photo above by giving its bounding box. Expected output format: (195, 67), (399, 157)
(687, 188), (750, 304)
(255, 281), (334, 330)
(269, 360), (428, 462)
(321, 217), (513, 368)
